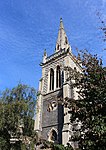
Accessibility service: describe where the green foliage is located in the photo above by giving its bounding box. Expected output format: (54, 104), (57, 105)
(0, 83), (36, 149)
(66, 52), (106, 150)
(0, 137), (9, 150)
(52, 144), (73, 150)
(37, 140), (73, 150)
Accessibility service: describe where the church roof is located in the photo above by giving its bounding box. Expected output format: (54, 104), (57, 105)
(55, 18), (71, 52)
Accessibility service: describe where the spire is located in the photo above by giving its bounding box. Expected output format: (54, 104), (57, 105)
(55, 18), (71, 52)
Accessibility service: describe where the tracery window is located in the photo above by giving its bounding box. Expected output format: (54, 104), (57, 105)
(50, 68), (54, 91)
(56, 66), (61, 88)
(47, 101), (57, 112)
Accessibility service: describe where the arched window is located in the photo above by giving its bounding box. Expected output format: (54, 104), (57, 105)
(56, 66), (61, 88)
(62, 71), (64, 85)
(50, 130), (57, 142)
(50, 68), (54, 91)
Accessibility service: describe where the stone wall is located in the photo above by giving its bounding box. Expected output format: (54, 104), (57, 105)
(41, 89), (64, 144)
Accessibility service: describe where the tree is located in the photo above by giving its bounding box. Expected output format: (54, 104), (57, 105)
(0, 84), (36, 150)
(65, 51), (106, 149)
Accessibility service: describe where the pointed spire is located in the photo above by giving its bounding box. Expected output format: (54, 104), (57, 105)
(55, 18), (71, 52)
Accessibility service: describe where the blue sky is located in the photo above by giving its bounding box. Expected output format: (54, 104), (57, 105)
(0, 0), (106, 91)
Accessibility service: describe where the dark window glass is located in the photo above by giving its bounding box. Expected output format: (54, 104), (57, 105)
(56, 66), (61, 88)
(50, 68), (54, 90)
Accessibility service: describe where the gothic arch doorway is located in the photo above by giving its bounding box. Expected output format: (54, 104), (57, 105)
(48, 128), (58, 143)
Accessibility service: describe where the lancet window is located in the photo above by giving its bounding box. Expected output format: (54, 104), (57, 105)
(62, 71), (64, 85)
(56, 66), (61, 88)
(50, 68), (54, 91)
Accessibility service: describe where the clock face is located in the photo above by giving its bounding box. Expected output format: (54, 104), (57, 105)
(47, 101), (57, 112)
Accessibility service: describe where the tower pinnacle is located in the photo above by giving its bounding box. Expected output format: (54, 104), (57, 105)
(55, 18), (71, 52)
(43, 49), (47, 63)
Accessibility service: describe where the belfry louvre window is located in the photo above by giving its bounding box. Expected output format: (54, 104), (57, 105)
(62, 71), (64, 85)
(50, 68), (54, 90)
(56, 66), (61, 88)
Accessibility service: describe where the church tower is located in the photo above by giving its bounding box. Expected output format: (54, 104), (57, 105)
(34, 18), (82, 146)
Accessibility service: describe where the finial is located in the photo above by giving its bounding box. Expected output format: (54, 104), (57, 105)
(43, 49), (47, 63)
(60, 18), (63, 22)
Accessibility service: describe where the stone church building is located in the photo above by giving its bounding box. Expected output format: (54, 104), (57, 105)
(34, 18), (82, 147)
